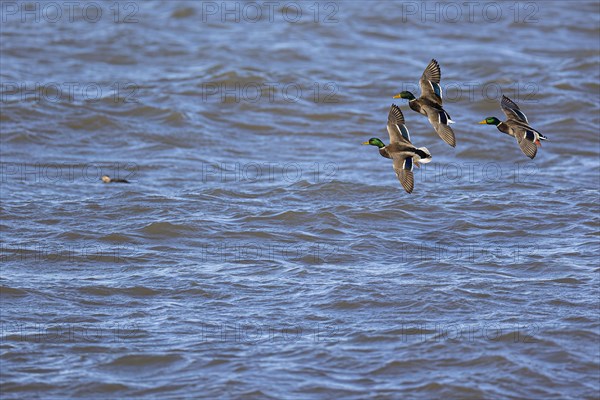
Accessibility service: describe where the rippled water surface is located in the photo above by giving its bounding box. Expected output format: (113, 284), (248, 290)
(1, 1), (599, 398)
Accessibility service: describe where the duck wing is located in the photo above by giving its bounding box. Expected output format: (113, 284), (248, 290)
(424, 105), (456, 147)
(392, 156), (414, 193)
(419, 59), (443, 105)
(501, 95), (529, 123)
(513, 126), (538, 159)
(386, 104), (412, 144)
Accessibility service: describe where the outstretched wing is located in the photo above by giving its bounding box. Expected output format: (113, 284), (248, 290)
(501, 95), (529, 123)
(387, 104), (412, 144)
(424, 106), (456, 147)
(419, 59), (443, 104)
(514, 128), (538, 159)
(392, 156), (414, 194)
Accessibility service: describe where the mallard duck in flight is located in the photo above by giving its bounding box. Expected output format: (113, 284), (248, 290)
(363, 104), (432, 193)
(392, 59), (456, 147)
(479, 95), (547, 159)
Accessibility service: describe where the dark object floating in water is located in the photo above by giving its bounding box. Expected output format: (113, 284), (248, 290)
(101, 175), (129, 183)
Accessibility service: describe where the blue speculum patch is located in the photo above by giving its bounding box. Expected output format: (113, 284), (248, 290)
(439, 111), (448, 125)
(432, 82), (442, 98)
(400, 125), (411, 141)
(525, 130), (535, 141)
(515, 109), (528, 121)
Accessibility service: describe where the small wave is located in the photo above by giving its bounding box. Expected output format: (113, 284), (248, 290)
(65, 115), (120, 131)
(104, 353), (184, 368)
(1, 382), (59, 394)
(140, 221), (196, 236)
(0, 285), (28, 297)
(74, 383), (131, 395)
(78, 286), (160, 297)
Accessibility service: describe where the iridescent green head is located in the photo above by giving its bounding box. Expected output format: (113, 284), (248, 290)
(393, 91), (416, 100)
(479, 117), (501, 125)
(362, 138), (386, 148)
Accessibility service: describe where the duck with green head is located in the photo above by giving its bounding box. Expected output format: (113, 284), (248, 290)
(363, 104), (432, 194)
(479, 95), (547, 159)
(392, 59), (456, 147)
